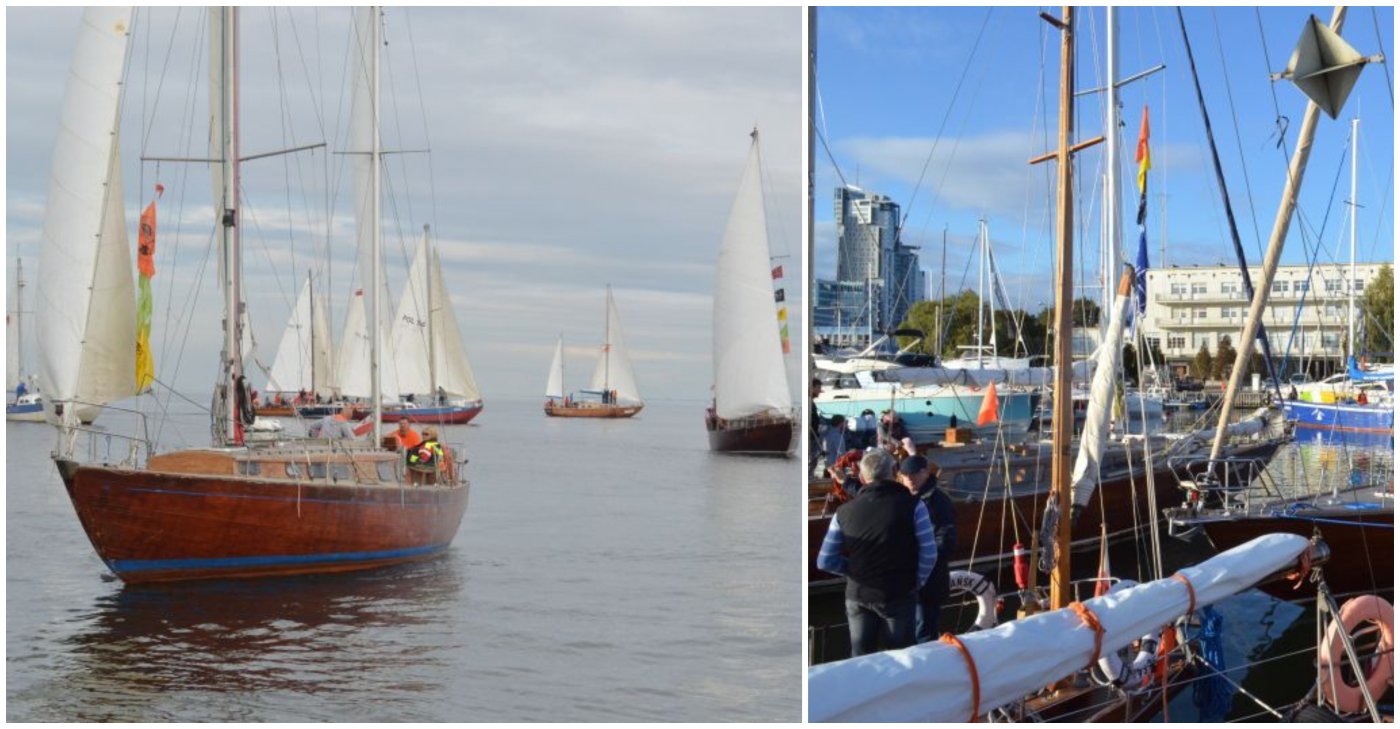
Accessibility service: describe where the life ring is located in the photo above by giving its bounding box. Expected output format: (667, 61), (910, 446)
(1092, 579), (1161, 691)
(1320, 594), (1394, 715)
(948, 570), (997, 631)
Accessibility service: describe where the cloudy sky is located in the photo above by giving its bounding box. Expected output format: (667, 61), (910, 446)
(6, 7), (803, 403)
(814, 6), (1394, 315)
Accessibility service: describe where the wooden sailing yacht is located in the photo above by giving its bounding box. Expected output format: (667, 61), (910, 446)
(46, 7), (467, 584)
(544, 286), (644, 418)
(705, 129), (795, 454)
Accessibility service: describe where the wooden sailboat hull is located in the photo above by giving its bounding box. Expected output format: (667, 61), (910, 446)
(808, 439), (1286, 588)
(1196, 506), (1392, 600)
(56, 460), (469, 584)
(380, 402), (484, 425)
(544, 401), (642, 418)
(705, 415), (793, 455)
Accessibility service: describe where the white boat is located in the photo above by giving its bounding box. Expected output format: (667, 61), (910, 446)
(706, 129), (794, 453)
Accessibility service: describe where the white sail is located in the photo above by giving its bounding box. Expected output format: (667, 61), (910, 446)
(430, 248), (481, 400)
(37, 7), (137, 411)
(391, 235), (482, 400)
(712, 134), (791, 420)
(587, 288), (642, 403)
(336, 286), (400, 401)
(268, 278), (316, 393)
(1070, 267), (1134, 508)
(312, 292), (335, 396)
(545, 336), (564, 399)
(7, 311), (19, 392)
(809, 533), (1309, 723)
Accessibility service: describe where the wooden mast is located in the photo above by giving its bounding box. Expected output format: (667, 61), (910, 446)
(1029, 6), (1104, 610)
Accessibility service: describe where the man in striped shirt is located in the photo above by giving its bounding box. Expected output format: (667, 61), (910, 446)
(816, 449), (937, 657)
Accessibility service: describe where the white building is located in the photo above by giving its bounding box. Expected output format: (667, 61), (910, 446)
(1139, 262), (1388, 375)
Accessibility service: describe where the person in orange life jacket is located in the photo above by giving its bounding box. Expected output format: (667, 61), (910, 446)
(897, 455), (958, 643)
(393, 420), (422, 450)
(816, 449), (937, 657)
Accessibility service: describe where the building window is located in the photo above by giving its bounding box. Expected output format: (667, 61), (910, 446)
(1194, 308), (1207, 319)
(1271, 280), (1287, 294)
(1293, 280), (1309, 292)
(1322, 333), (1339, 348)
(1170, 283), (1186, 296)
(1354, 278), (1365, 292)
(1221, 307), (1237, 320)
(1168, 336), (1186, 350)
(1190, 283), (1207, 295)
(1325, 279), (1343, 293)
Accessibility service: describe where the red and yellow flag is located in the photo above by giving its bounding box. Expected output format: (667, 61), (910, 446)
(1135, 106), (1151, 194)
(135, 194), (158, 391)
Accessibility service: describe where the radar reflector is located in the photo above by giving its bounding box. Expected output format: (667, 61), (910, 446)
(1274, 14), (1382, 119)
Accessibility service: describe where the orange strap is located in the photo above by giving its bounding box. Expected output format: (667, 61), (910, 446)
(1284, 548), (1312, 590)
(1171, 573), (1196, 618)
(940, 633), (980, 722)
(1069, 602), (1106, 668)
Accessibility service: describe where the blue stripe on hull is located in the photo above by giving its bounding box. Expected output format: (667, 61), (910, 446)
(1284, 401), (1395, 434)
(109, 542), (452, 575)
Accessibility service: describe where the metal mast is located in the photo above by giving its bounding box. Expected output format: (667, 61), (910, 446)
(215, 6), (244, 446)
(1347, 116), (1357, 362)
(370, 6), (383, 430)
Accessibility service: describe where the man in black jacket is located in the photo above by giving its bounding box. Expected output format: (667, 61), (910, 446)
(816, 449), (937, 656)
(897, 455), (958, 643)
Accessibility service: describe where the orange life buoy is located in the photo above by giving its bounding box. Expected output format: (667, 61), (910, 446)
(1320, 594), (1394, 714)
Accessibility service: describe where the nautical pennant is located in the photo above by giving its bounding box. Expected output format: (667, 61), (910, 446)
(135, 187), (160, 392)
(1133, 107), (1151, 330)
(771, 265), (783, 279)
(774, 288), (785, 303)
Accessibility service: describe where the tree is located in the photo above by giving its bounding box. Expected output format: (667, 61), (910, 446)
(1361, 264), (1393, 355)
(1212, 335), (1237, 381)
(1190, 342), (1212, 380)
(897, 290), (1045, 359)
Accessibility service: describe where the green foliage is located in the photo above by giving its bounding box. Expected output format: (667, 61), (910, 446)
(1362, 264), (1393, 354)
(1190, 341), (1212, 380)
(896, 290), (1046, 359)
(1212, 335), (1237, 380)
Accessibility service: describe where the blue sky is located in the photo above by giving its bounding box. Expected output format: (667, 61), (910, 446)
(7, 8), (802, 403)
(813, 6), (1395, 315)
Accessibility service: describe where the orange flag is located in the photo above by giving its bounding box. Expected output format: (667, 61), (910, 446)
(976, 381), (999, 427)
(138, 202), (157, 277)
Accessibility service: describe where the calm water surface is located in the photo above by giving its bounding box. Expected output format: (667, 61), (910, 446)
(8, 397), (801, 721)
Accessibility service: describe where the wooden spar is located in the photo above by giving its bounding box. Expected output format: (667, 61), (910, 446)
(1209, 6), (1347, 461)
(1029, 6), (1103, 611)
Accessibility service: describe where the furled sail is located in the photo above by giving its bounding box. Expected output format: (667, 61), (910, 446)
(809, 533), (1309, 722)
(391, 233), (481, 400)
(712, 133), (791, 420)
(545, 336), (564, 399)
(1070, 266), (1134, 509)
(588, 287), (641, 404)
(37, 7), (138, 415)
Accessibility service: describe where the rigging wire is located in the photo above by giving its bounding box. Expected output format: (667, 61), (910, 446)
(1209, 8), (1267, 259)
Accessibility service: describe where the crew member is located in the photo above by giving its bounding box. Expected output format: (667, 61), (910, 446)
(897, 455), (958, 642)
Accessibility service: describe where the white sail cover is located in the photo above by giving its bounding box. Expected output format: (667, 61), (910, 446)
(545, 336), (564, 399)
(37, 7), (138, 410)
(587, 288), (642, 403)
(391, 236), (482, 400)
(712, 135), (791, 419)
(268, 278), (333, 395)
(1070, 268), (1134, 508)
(809, 533), (1309, 722)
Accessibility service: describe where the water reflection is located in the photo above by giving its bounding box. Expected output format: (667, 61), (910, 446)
(54, 558), (464, 720)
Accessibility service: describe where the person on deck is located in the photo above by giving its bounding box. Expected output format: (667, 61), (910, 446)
(816, 449), (937, 657)
(821, 414), (848, 470)
(14, 379), (27, 403)
(897, 455), (958, 643)
(809, 378), (826, 473)
(393, 420), (422, 451)
(407, 427), (446, 485)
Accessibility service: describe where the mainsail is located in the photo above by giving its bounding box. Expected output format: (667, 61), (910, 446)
(336, 287), (400, 400)
(712, 132), (791, 420)
(588, 287), (641, 404)
(391, 231), (481, 400)
(545, 336), (564, 399)
(269, 277), (334, 395)
(37, 7), (138, 414)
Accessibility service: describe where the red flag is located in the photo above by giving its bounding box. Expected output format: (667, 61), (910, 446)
(976, 381), (999, 427)
(138, 202), (157, 277)
(771, 265), (783, 279)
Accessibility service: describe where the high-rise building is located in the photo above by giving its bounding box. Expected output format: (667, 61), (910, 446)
(830, 185), (920, 343)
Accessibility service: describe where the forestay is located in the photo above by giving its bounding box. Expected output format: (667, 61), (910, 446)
(809, 533), (1309, 722)
(37, 7), (138, 412)
(712, 134), (790, 420)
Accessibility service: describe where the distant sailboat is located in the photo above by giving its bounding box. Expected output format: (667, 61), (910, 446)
(544, 286), (643, 418)
(258, 272), (334, 416)
(705, 129), (794, 454)
(383, 225), (484, 425)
